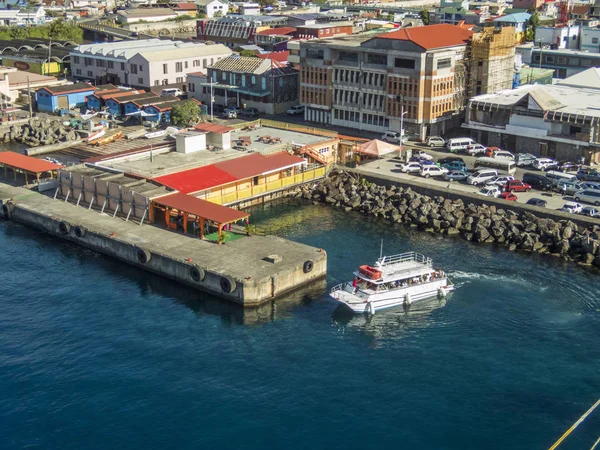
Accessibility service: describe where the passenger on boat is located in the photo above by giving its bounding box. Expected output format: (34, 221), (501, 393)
(352, 277), (358, 293)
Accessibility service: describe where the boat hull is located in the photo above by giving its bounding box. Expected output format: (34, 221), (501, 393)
(331, 279), (453, 314)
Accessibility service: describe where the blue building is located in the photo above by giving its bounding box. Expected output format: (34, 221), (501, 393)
(36, 83), (96, 113)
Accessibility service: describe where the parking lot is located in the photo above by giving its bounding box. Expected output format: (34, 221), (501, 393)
(356, 143), (594, 213)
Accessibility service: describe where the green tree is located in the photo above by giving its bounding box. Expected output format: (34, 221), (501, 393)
(524, 10), (539, 42)
(170, 101), (201, 127)
(420, 9), (430, 25)
(258, 0), (277, 7)
(239, 49), (256, 57)
(213, 10), (222, 17)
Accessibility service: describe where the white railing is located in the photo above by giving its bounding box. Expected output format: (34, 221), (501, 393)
(377, 252), (432, 267)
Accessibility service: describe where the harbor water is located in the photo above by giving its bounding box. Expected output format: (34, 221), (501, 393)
(1, 199), (600, 449)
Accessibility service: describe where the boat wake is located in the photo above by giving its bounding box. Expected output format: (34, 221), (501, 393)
(449, 270), (548, 292)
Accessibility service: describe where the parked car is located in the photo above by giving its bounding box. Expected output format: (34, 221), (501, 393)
(441, 161), (467, 172)
(419, 165), (447, 178)
(505, 180), (532, 193)
(426, 136), (445, 147)
(580, 206), (599, 217)
(399, 162), (422, 173)
(222, 108), (237, 119)
(485, 175), (515, 188)
(413, 150), (433, 161)
(499, 192), (518, 201)
(557, 161), (581, 172)
(443, 170), (469, 182)
(438, 156), (464, 165)
(287, 105), (305, 115)
(580, 181), (600, 191)
(556, 179), (585, 195)
(382, 130), (406, 144)
(447, 137), (475, 153)
(576, 168), (600, 182)
(467, 169), (498, 186)
(240, 107), (259, 118)
(533, 158), (557, 171)
(161, 88), (182, 97)
(478, 186), (501, 198)
(574, 189), (600, 206)
(466, 144), (487, 156)
(561, 202), (583, 214)
(526, 198), (547, 207)
(515, 153), (537, 167)
(522, 172), (553, 191)
(491, 149), (515, 160)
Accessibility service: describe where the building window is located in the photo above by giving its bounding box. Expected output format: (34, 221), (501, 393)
(176, 77), (183, 83)
(155, 80), (159, 86)
(84, 58), (93, 66)
(87, 70), (93, 77)
(131, 64), (138, 74)
(569, 57), (579, 65)
(73, 56), (80, 64)
(437, 58), (451, 69)
(76, 69), (81, 75)
(176, 62), (183, 72)
(394, 58), (415, 69)
(581, 59), (591, 67)
(163, 64), (168, 74)
(306, 48), (324, 59)
(121, 62), (125, 71)
(138, 77), (143, 84)
(96, 59), (105, 67)
(163, 79), (168, 85)
(139, 65), (143, 72)
(185, 61), (188, 69)
(107, 61), (114, 69)
(338, 51), (358, 62)
(572, 35), (577, 40)
(593, 38), (599, 44)
(223, 72), (227, 81)
(367, 53), (386, 65)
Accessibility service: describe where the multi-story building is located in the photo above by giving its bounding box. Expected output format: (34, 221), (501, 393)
(197, 16), (288, 48)
(580, 25), (600, 52)
(195, 0), (227, 18)
(187, 56), (298, 114)
(255, 27), (297, 51)
(535, 25), (580, 50)
(295, 22), (353, 39)
(463, 67), (600, 163)
(517, 45), (600, 79)
(298, 24), (473, 140)
(70, 39), (231, 88)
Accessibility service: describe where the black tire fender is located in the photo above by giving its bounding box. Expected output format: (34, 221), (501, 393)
(190, 265), (205, 282)
(220, 275), (236, 294)
(2, 201), (14, 220)
(137, 247), (151, 264)
(74, 225), (86, 238)
(58, 221), (71, 235)
(303, 260), (314, 274)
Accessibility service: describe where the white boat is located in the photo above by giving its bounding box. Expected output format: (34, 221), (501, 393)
(86, 129), (105, 142)
(330, 251), (455, 314)
(144, 130), (167, 139)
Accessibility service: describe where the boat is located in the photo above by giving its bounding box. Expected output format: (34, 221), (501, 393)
(330, 251), (455, 314)
(144, 129), (167, 139)
(94, 131), (122, 147)
(86, 129), (105, 143)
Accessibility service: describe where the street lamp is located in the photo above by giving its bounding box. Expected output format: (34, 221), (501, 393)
(537, 38), (544, 68)
(397, 94), (407, 159)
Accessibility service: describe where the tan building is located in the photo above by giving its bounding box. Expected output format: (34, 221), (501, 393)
(299, 24), (474, 140)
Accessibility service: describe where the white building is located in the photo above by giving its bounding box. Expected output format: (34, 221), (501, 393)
(240, 2), (259, 15)
(464, 68), (600, 163)
(0, 7), (48, 26)
(580, 26), (600, 52)
(116, 8), (178, 23)
(535, 25), (579, 49)
(196, 0), (227, 18)
(70, 39), (232, 88)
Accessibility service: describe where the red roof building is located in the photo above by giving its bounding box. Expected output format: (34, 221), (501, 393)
(376, 24), (473, 50)
(257, 51), (290, 64)
(153, 165), (238, 194)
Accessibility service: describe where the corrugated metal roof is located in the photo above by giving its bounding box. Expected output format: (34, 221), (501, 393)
(42, 83), (96, 95)
(0, 151), (62, 173)
(141, 44), (231, 62)
(153, 165), (239, 194)
(153, 192), (248, 223)
(211, 56), (271, 74)
(193, 123), (233, 133)
(214, 152), (305, 179)
(376, 24), (473, 50)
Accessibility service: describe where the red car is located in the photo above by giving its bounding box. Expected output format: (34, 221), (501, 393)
(505, 180), (532, 193)
(499, 192), (518, 201)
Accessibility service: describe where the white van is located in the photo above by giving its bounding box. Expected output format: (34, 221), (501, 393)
(532, 158), (556, 171)
(574, 189), (600, 206)
(467, 169), (498, 186)
(447, 137), (476, 153)
(492, 149), (515, 160)
(161, 88), (182, 97)
(545, 171), (577, 187)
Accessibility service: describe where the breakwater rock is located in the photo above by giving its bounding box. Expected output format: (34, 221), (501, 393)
(3, 118), (78, 147)
(290, 170), (600, 269)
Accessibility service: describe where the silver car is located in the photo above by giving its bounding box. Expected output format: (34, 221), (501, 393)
(443, 170), (469, 181)
(580, 206), (599, 217)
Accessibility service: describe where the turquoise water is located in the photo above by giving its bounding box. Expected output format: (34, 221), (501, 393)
(1, 200), (599, 449)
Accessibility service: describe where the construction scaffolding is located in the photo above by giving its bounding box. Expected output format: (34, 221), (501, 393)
(468, 26), (517, 98)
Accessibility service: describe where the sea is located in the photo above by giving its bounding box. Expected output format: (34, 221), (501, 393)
(1, 198), (599, 450)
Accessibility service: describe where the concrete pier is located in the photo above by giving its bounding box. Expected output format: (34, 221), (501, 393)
(0, 182), (327, 307)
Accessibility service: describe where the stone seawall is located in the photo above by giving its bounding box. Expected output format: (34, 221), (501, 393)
(291, 169), (600, 269)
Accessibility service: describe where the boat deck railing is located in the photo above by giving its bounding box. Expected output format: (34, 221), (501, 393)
(377, 252), (432, 267)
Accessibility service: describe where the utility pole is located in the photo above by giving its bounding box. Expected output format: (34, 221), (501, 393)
(27, 76), (32, 118)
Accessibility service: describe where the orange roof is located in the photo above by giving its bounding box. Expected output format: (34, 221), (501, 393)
(174, 2), (197, 9)
(153, 192), (248, 224)
(0, 151), (62, 173)
(257, 51), (290, 63)
(376, 24), (473, 50)
(193, 123), (233, 133)
(186, 71), (206, 77)
(257, 27), (296, 36)
(214, 152), (305, 180)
